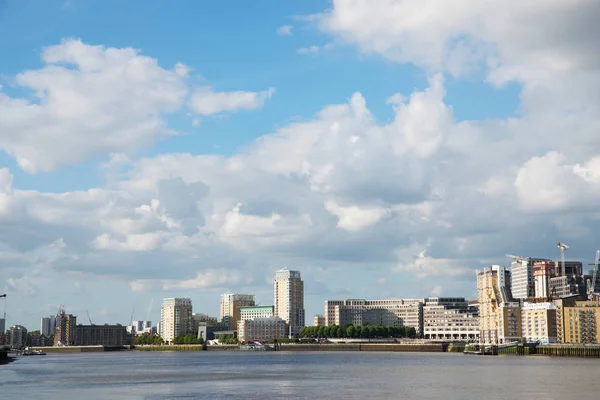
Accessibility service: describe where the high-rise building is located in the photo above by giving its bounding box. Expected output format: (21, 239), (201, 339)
(0, 318), (5, 335)
(54, 311), (77, 346)
(41, 316), (57, 336)
(219, 293), (255, 331)
(325, 298), (424, 334)
(477, 265), (519, 345)
(274, 269), (305, 338)
(159, 298), (193, 344)
(126, 321), (152, 336)
(511, 258), (551, 300)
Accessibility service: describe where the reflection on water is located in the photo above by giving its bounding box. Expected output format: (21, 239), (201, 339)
(1, 351), (600, 399)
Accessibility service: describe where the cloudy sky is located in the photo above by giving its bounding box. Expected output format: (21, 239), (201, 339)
(2, 0), (600, 331)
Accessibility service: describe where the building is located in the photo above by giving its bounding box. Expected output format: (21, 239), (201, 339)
(477, 265), (518, 345)
(511, 258), (551, 300)
(0, 318), (4, 345)
(238, 317), (287, 343)
(159, 298), (193, 344)
(75, 324), (131, 345)
(274, 269), (305, 338)
(219, 293), (255, 331)
(54, 311), (77, 346)
(423, 297), (479, 341)
(521, 302), (557, 344)
(549, 275), (587, 299)
(126, 321), (153, 336)
(325, 298), (424, 334)
(237, 306), (277, 342)
(313, 314), (326, 327)
(41, 316), (57, 336)
(27, 333), (53, 347)
(561, 301), (600, 344)
(6, 325), (27, 348)
(534, 261), (552, 300)
(553, 295), (584, 344)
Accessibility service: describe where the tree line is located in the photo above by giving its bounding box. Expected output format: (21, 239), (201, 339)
(300, 324), (416, 339)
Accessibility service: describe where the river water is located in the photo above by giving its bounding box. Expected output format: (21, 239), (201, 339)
(1, 351), (599, 399)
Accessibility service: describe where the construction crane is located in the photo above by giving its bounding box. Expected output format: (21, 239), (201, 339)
(588, 250), (600, 301)
(557, 242), (569, 277)
(86, 309), (94, 325)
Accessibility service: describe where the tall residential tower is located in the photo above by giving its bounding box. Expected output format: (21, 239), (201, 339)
(274, 269), (305, 337)
(159, 298), (193, 344)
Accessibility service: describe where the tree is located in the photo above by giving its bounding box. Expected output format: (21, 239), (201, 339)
(346, 325), (355, 338)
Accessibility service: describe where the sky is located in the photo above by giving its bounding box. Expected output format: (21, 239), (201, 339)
(2, 0), (600, 331)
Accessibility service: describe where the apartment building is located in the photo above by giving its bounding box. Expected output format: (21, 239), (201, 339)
(220, 293), (255, 331)
(239, 317), (287, 343)
(54, 311), (77, 346)
(274, 269), (305, 338)
(562, 301), (600, 344)
(160, 298), (193, 344)
(325, 298), (424, 334)
(521, 302), (557, 344)
(477, 265), (518, 345)
(423, 297), (479, 341)
(511, 258), (551, 300)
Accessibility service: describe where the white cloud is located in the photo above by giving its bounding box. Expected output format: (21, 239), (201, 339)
(0, 38), (188, 173)
(188, 87), (275, 116)
(297, 43), (334, 55)
(325, 200), (390, 232)
(277, 25), (293, 36)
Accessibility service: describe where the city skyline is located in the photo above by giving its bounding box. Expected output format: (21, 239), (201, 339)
(2, 1), (600, 333)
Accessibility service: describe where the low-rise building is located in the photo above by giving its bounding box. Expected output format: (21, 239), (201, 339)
(27, 332), (53, 347)
(521, 302), (557, 344)
(239, 317), (286, 343)
(423, 297), (479, 341)
(325, 298), (424, 334)
(74, 324), (131, 346)
(238, 306), (277, 342)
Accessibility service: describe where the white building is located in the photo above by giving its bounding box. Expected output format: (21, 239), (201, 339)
(423, 297), (479, 341)
(274, 269), (305, 338)
(160, 298), (193, 344)
(325, 298), (424, 334)
(510, 258), (551, 300)
(127, 320), (153, 335)
(41, 316), (56, 336)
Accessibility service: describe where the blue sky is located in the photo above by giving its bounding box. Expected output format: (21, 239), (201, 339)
(1, 0), (599, 331)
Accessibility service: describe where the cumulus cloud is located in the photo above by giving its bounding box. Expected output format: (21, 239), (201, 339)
(188, 87), (275, 116)
(297, 43), (334, 55)
(0, 38), (188, 173)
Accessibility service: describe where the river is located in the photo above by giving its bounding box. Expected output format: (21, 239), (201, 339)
(1, 351), (599, 399)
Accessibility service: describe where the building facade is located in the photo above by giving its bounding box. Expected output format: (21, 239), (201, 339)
(74, 324), (130, 346)
(6, 325), (27, 348)
(423, 297), (479, 341)
(325, 298), (424, 334)
(220, 293), (255, 331)
(126, 320), (153, 336)
(561, 301), (600, 344)
(511, 258), (550, 300)
(274, 269), (305, 338)
(313, 314), (326, 327)
(237, 306), (276, 342)
(521, 302), (557, 344)
(477, 265), (517, 345)
(160, 298), (193, 344)
(239, 317), (287, 343)
(41, 316), (57, 336)
(54, 311), (77, 346)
